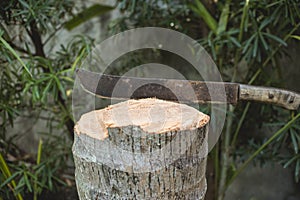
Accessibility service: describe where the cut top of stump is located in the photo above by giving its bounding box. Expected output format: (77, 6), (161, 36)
(75, 98), (210, 140)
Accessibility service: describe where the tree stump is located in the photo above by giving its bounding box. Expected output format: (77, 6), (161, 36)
(73, 98), (210, 199)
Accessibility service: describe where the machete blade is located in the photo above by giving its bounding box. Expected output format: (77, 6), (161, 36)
(76, 69), (239, 104)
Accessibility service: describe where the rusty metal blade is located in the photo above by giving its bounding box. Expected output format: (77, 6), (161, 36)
(76, 69), (239, 104)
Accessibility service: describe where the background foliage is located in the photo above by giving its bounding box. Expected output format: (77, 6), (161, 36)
(0, 0), (94, 199)
(0, 0), (299, 200)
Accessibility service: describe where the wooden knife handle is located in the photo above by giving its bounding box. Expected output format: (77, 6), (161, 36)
(239, 84), (300, 110)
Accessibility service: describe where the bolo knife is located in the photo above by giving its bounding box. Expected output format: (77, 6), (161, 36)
(76, 69), (300, 110)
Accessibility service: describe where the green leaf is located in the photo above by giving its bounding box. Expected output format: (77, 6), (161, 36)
(41, 79), (53, 102)
(259, 18), (271, 30)
(189, 0), (217, 33)
(64, 4), (115, 31)
(238, 0), (249, 41)
(47, 169), (53, 190)
(242, 34), (256, 54)
(33, 85), (40, 101)
(0, 24), (11, 41)
(0, 154), (23, 200)
(263, 32), (287, 46)
(217, 0), (231, 35)
(259, 32), (268, 50)
(295, 159), (300, 182)
(23, 173), (32, 193)
(69, 48), (87, 74)
(37, 139), (43, 165)
(290, 129), (299, 154)
(52, 176), (67, 186)
(60, 76), (74, 83)
(284, 155), (300, 168)
(14, 180), (25, 194)
(253, 37), (258, 57)
(0, 172), (19, 189)
(23, 82), (34, 95)
(0, 36), (32, 77)
(0, 153), (11, 180)
(229, 36), (241, 47)
(291, 35), (300, 40)
(54, 77), (66, 100)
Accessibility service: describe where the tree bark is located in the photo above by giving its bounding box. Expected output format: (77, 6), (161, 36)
(73, 98), (210, 199)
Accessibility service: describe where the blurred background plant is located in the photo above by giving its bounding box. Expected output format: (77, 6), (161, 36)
(0, 0), (98, 199)
(0, 0), (299, 200)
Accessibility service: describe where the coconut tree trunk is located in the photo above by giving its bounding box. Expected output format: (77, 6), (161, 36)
(73, 98), (210, 199)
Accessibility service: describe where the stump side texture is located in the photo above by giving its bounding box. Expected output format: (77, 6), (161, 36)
(73, 98), (210, 200)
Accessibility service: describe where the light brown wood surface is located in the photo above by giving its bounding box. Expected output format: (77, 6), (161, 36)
(73, 98), (210, 199)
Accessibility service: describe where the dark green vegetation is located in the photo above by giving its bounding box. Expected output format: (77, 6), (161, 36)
(0, 0), (94, 199)
(1, 0), (300, 200)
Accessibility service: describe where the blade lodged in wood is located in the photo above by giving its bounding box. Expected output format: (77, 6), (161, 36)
(76, 69), (239, 104)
